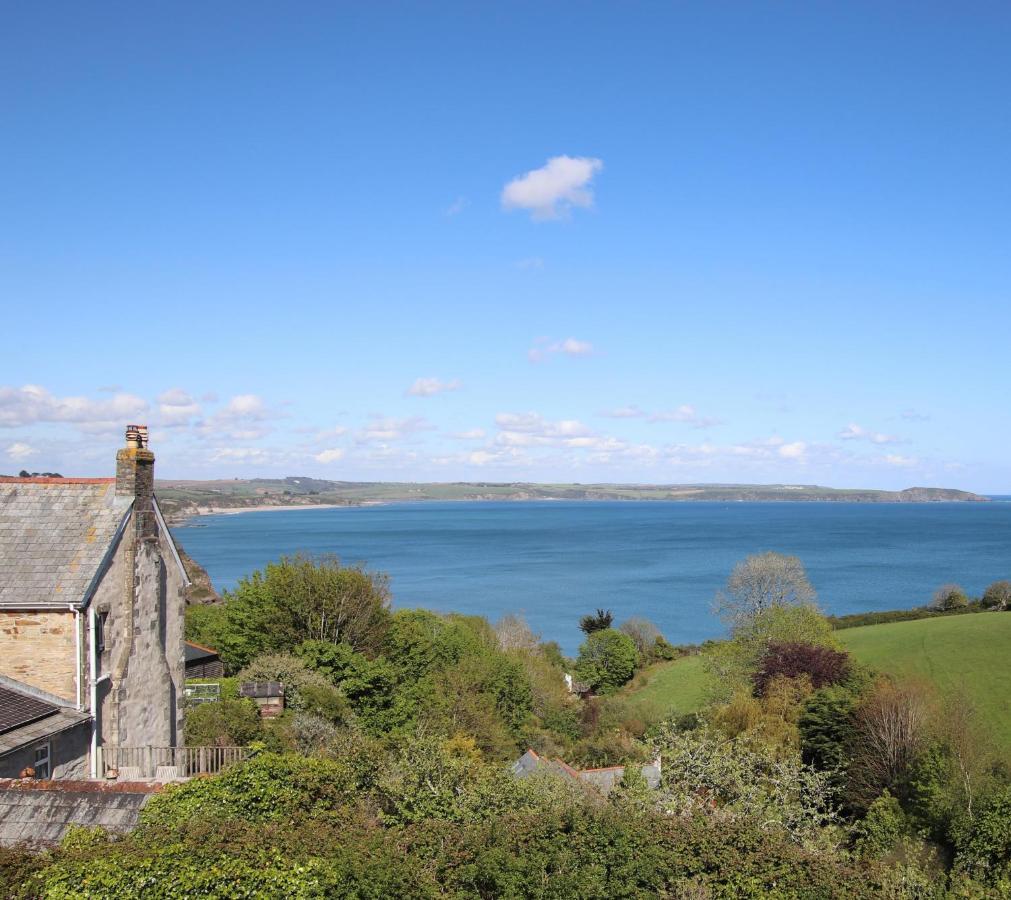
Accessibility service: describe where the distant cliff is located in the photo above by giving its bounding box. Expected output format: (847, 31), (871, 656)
(155, 478), (988, 521)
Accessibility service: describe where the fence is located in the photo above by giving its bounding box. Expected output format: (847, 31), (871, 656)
(98, 745), (251, 779)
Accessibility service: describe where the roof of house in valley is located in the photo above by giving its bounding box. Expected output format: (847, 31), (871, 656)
(0, 676), (90, 758)
(0, 478), (133, 610)
(510, 748), (662, 793)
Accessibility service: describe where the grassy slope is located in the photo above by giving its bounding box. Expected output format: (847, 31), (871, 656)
(620, 614), (1011, 744)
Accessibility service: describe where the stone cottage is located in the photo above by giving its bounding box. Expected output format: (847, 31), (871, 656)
(0, 426), (188, 779)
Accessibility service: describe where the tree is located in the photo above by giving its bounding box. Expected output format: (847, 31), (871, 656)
(753, 642), (851, 696)
(575, 629), (638, 692)
(848, 680), (934, 806)
(931, 583), (968, 611)
(205, 554), (392, 670)
(714, 552), (817, 629)
(184, 697), (263, 747)
(619, 617), (663, 659)
(579, 608), (614, 634)
(494, 613), (540, 652)
(982, 580), (1011, 611)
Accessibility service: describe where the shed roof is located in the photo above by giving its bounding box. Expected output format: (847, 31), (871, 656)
(0, 478), (132, 610)
(0, 678), (90, 758)
(184, 641), (220, 663)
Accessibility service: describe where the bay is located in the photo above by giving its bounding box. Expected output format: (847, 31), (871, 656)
(174, 500), (1011, 655)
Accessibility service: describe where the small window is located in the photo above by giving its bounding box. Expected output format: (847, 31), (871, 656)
(95, 612), (108, 654)
(33, 742), (51, 779)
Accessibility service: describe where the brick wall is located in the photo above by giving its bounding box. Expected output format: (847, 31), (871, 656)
(0, 611), (77, 701)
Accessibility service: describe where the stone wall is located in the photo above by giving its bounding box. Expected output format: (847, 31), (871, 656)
(0, 611), (77, 701)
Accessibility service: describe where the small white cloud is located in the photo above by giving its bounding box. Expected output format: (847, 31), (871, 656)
(528, 336), (595, 363)
(884, 453), (918, 467)
(157, 388), (201, 425)
(501, 155), (603, 220)
(838, 423), (901, 444)
(444, 196), (468, 217)
(315, 448), (346, 464)
(357, 415), (434, 443)
(452, 428), (486, 440)
(778, 441), (807, 459)
(208, 447), (271, 463)
(406, 377), (462, 397)
(221, 394), (268, 419)
(648, 405), (722, 429)
(5, 441), (35, 461)
(0, 384), (148, 430)
(600, 405), (646, 419)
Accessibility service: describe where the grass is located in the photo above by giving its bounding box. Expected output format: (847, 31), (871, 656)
(619, 613), (1011, 745)
(837, 612), (1011, 745)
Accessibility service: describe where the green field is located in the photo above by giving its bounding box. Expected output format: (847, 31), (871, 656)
(621, 614), (1011, 745)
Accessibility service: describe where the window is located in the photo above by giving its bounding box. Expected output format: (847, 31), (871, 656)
(95, 612), (108, 654)
(33, 742), (51, 779)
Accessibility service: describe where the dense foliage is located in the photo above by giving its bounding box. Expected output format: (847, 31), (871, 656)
(753, 641), (851, 695)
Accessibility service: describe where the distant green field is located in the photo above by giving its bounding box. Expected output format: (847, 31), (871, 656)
(838, 613), (1011, 745)
(620, 614), (1011, 745)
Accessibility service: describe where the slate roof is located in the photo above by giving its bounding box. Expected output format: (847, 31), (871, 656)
(511, 748), (662, 794)
(0, 678), (90, 758)
(0, 478), (133, 610)
(0, 782), (156, 846)
(0, 684), (58, 735)
(184, 641), (220, 664)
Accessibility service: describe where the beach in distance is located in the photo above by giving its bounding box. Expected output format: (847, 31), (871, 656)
(176, 498), (1011, 655)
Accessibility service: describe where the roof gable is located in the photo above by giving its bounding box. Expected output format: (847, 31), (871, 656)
(0, 480), (132, 610)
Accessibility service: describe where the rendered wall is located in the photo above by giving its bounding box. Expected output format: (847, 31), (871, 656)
(0, 722), (90, 781)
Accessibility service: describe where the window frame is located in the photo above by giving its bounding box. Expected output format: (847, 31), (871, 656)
(33, 741), (51, 779)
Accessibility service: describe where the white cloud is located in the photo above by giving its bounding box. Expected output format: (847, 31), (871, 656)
(208, 447), (271, 463)
(838, 423), (901, 444)
(0, 384), (148, 430)
(5, 441), (36, 461)
(406, 377), (462, 397)
(648, 405), (722, 429)
(315, 448), (346, 464)
(444, 196), (468, 217)
(357, 415), (434, 443)
(599, 405), (646, 419)
(452, 428), (486, 440)
(883, 453), (918, 467)
(900, 409), (931, 422)
(220, 394), (268, 420)
(501, 155), (603, 220)
(528, 337), (595, 363)
(157, 388), (201, 425)
(778, 441), (807, 459)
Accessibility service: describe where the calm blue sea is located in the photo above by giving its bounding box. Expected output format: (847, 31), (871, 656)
(175, 500), (1011, 655)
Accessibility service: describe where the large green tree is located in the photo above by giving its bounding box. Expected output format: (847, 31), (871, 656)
(575, 628), (638, 692)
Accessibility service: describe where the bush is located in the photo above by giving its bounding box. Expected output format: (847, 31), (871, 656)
(952, 784), (1011, 886)
(574, 628), (638, 692)
(184, 697), (263, 747)
(753, 642), (851, 696)
(932, 583), (969, 611)
(237, 652), (336, 712)
(982, 580), (1011, 611)
(853, 791), (912, 859)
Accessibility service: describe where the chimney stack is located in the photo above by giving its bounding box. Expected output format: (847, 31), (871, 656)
(116, 424), (156, 538)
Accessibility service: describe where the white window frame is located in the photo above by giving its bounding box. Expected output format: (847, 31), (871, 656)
(33, 741), (51, 779)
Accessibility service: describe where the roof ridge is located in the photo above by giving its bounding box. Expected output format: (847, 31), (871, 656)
(0, 477), (115, 484)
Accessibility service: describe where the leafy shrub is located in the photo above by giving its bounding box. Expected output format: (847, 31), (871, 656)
(982, 580), (1011, 611)
(952, 784), (1011, 886)
(574, 628), (638, 692)
(579, 607), (614, 634)
(853, 791), (912, 859)
(184, 697), (263, 747)
(932, 583), (969, 611)
(753, 641), (851, 696)
(237, 651), (335, 711)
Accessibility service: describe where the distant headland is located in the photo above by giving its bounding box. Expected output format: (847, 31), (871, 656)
(155, 477), (988, 521)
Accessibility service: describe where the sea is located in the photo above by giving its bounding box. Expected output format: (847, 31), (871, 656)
(174, 499), (1011, 656)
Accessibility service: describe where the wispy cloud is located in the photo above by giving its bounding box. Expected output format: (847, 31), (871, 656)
(599, 405), (646, 419)
(514, 257), (545, 270)
(5, 441), (36, 462)
(314, 448), (346, 464)
(406, 377), (462, 397)
(648, 405), (722, 429)
(883, 453), (918, 467)
(157, 388), (202, 426)
(444, 196), (468, 217)
(452, 428), (486, 440)
(838, 423), (902, 444)
(356, 415), (434, 443)
(501, 155), (603, 221)
(0, 384), (148, 432)
(900, 409), (931, 422)
(528, 337), (595, 363)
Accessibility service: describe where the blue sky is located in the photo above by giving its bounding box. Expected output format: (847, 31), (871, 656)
(2, 3), (1009, 490)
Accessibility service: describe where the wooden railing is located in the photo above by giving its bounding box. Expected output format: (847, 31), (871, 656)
(98, 745), (251, 779)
